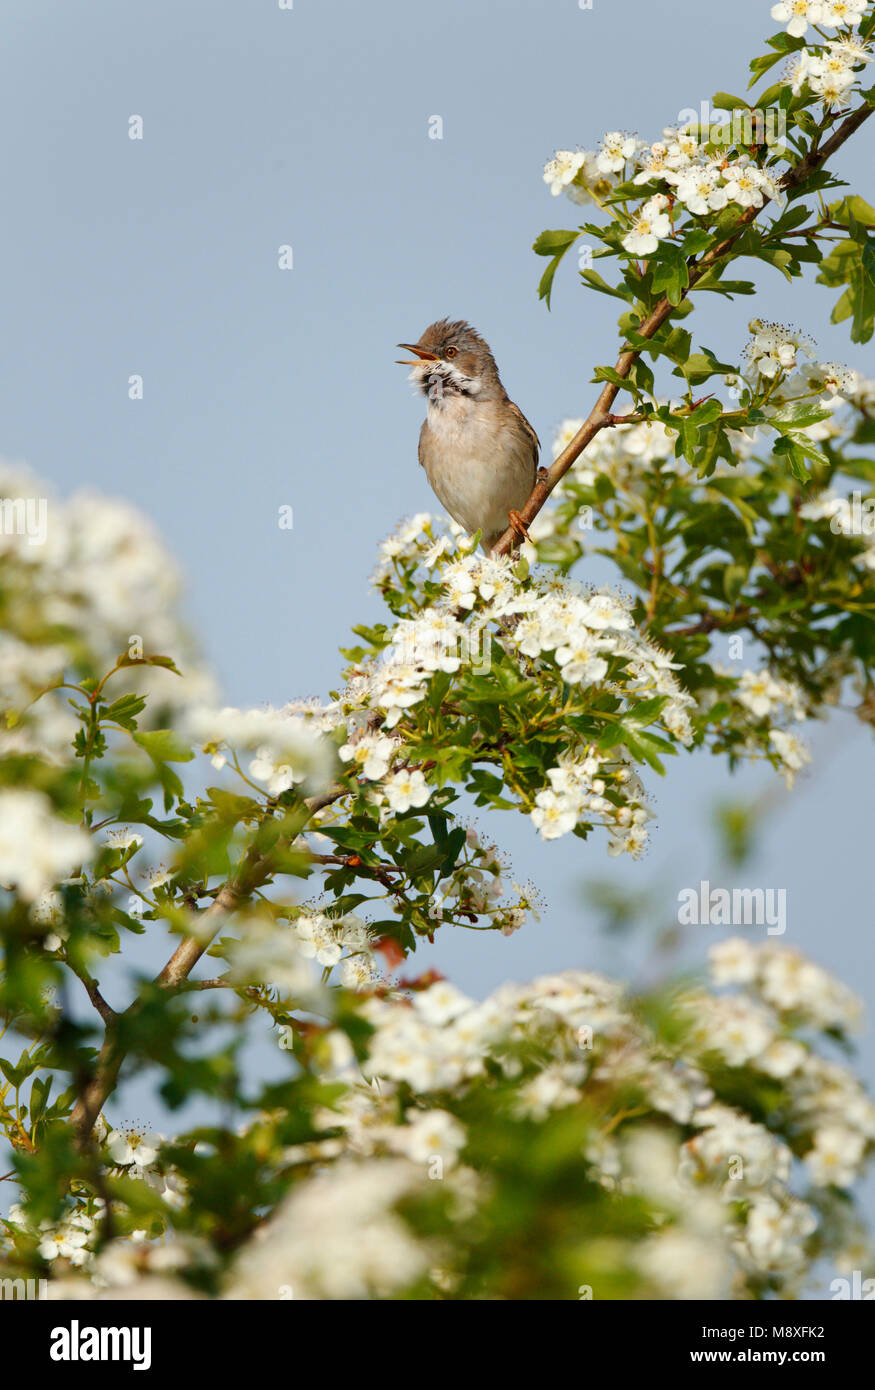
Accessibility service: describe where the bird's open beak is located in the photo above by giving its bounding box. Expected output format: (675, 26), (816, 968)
(395, 343), (439, 366)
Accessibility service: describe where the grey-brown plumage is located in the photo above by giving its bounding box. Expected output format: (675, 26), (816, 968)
(396, 319), (539, 553)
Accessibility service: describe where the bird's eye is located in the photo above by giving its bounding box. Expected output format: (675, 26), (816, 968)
(445, 346), (457, 359)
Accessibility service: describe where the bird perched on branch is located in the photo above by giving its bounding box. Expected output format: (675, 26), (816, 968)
(396, 319), (540, 553)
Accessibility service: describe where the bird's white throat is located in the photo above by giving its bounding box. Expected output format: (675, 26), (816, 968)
(408, 359), (483, 409)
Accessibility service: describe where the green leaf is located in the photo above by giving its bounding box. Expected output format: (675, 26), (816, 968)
(842, 276), (875, 342)
(816, 238), (860, 288)
(626, 326), (692, 366)
(676, 347), (738, 385)
(694, 277), (757, 297)
(770, 203), (813, 236)
(748, 34), (804, 88)
(765, 31), (805, 54)
(206, 787), (261, 821)
(403, 842), (447, 879)
(118, 653), (181, 675)
(439, 826), (467, 875)
(677, 418), (699, 464)
(592, 365), (628, 390)
(103, 692), (147, 730)
(0, 1057), (23, 1088)
(757, 246), (797, 281)
(711, 91), (751, 111)
(533, 229), (580, 308)
(649, 246), (689, 306)
(581, 268), (634, 301)
(829, 195), (875, 228)
(748, 53), (784, 86)
(133, 730), (195, 763)
(681, 229), (713, 257)
(723, 564), (748, 603)
(786, 168), (845, 204)
(660, 327), (693, 365)
(625, 696), (669, 727)
(629, 357), (655, 398)
(767, 401), (833, 430)
(533, 229), (582, 256)
(689, 399), (724, 426)
(819, 234), (875, 343)
(429, 669), (453, 712)
(622, 730), (670, 774)
(463, 675), (538, 704)
(756, 80), (787, 108)
(772, 432), (828, 481)
(694, 425), (723, 479)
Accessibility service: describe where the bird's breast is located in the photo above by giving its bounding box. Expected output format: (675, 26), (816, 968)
(420, 397), (535, 546)
(425, 390), (483, 444)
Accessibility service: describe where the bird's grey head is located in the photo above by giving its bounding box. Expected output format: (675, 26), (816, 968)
(396, 319), (502, 404)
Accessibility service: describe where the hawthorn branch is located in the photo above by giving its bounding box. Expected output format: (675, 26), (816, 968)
(155, 874), (255, 990)
(181, 979), (263, 1001)
(304, 784), (346, 815)
(157, 782), (347, 990)
(70, 863), (266, 1143)
(70, 783), (349, 1144)
(183, 977), (241, 991)
(68, 963), (118, 1027)
(491, 101), (873, 558)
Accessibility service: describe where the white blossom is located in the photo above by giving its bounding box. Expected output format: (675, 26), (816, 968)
(0, 791), (92, 902)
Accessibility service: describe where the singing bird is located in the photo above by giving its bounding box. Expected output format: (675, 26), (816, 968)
(397, 319), (539, 553)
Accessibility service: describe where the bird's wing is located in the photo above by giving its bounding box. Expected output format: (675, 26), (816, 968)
(417, 418), (431, 470)
(507, 401), (540, 476)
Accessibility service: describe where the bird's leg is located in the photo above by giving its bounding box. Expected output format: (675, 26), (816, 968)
(507, 510), (531, 544)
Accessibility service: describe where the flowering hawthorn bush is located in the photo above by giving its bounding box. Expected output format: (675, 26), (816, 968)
(2, 0), (875, 1301)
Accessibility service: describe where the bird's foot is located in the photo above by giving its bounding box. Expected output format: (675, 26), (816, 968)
(536, 466), (550, 483)
(507, 510), (531, 544)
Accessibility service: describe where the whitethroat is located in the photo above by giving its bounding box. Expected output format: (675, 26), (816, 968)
(397, 318), (540, 553)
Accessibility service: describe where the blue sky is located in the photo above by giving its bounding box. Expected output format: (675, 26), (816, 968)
(3, 0), (874, 1234)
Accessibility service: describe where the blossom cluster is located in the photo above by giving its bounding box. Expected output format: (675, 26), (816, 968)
(0, 789), (92, 902)
(745, 320), (817, 380)
(800, 479), (875, 572)
(0, 461), (215, 765)
(707, 938), (871, 1191)
(14, 937), (871, 1301)
(544, 123), (786, 262)
(534, 407), (754, 529)
(545, 1), (872, 253)
(772, 0), (868, 38)
(785, 33), (873, 104)
(366, 517), (703, 855)
(694, 665), (815, 786)
(185, 701), (338, 797)
(239, 940), (870, 1297)
(742, 322), (863, 415)
(516, 330), (875, 788)
(4, 1123), (183, 1278)
(285, 910), (383, 994)
(423, 824), (540, 936)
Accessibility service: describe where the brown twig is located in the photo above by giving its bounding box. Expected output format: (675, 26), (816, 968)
(182, 979), (261, 999)
(670, 605), (754, 637)
(70, 968), (118, 1027)
(70, 785), (348, 1144)
(310, 850), (402, 892)
(491, 102), (873, 558)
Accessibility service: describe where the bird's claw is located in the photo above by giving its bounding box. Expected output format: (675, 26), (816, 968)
(507, 510), (531, 544)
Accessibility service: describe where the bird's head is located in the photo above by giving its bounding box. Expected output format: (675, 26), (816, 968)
(396, 319), (500, 401)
